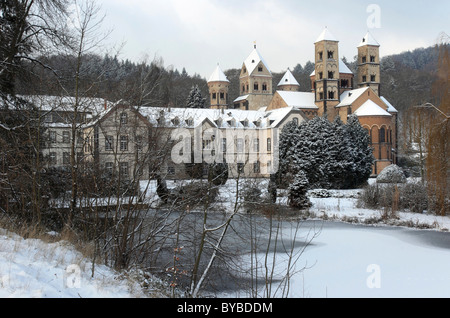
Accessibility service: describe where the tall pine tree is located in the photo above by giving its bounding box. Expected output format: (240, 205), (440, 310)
(344, 115), (374, 188)
(186, 85), (206, 108)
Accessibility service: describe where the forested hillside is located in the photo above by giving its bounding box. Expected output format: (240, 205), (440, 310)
(15, 45), (444, 114)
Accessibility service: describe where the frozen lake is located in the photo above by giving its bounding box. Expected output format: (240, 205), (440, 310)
(221, 220), (450, 298)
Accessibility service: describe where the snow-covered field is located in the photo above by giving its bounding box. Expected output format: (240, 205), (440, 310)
(0, 178), (449, 298)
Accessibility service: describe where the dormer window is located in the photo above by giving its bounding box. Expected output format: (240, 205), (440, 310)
(171, 117), (180, 126)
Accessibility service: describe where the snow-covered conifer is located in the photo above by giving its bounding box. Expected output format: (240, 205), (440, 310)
(186, 85), (206, 108)
(344, 115), (374, 187)
(288, 170), (311, 209)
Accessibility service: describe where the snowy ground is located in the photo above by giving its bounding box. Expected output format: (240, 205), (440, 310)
(0, 177), (449, 298)
(0, 229), (156, 298)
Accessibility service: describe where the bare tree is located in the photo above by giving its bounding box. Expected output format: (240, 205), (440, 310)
(426, 37), (449, 216)
(0, 0), (69, 227)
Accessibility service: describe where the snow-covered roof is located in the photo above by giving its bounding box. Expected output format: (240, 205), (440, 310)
(207, 64), (229, 83)
(276, 91), (318, 109)
(315, 27), (338, 43)
(243, 47), (272, 75)
(339, 59), (353, 74)
(17, 95), (115, 118)
(358, 31), (380, 47)
(354, 100), (391, 117)
(380, 96), (398, 113)
(233, 95), (249, 103)
(310, 59), (353, 77)
(337, 87), (369, 107)
(278, 69), (300, 87)
(110, 105), (298, 130)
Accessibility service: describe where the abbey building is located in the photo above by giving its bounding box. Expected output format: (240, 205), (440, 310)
(23, 28), (398, 181)
(207, 28), (398, 176)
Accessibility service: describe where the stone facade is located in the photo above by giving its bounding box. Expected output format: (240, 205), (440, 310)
(209, 28), (398, 176)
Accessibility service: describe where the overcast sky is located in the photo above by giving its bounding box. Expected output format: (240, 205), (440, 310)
(95, 0), (449, 79)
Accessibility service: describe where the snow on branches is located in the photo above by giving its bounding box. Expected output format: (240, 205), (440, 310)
(279, 115), (374, 190)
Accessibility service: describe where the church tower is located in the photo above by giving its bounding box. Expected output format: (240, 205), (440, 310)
(357, 31), (381, 96)
(207, 64), (229, 109)
(233, 44), (273, 110)
(314, 27), (340, 119)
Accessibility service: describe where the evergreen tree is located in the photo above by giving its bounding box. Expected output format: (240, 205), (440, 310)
(293, 116), (337, 188)
(344, 115), (374, 188)
(330, 116), (353, 188)
(268, 174), (277, 203)
(277, 120), (300, 187)
(156, 174), (169, 204)
(288, 170), (311, 209)
(279, 115), (373, 190)
(208, 162), (229, 186)
(186, 85), (206, 108)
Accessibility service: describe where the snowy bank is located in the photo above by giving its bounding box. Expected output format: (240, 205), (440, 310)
(0, 229), (155, 298)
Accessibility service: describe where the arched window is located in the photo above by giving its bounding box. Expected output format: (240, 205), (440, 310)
(379, 127), (386, 143)
(364, 128), (372, 144)
(262, 83), (268, 92)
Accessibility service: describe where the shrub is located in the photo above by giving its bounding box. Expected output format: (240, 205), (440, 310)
(358, 182), (429, 213)
(376, 164), (406, 184)
(242, 185), (262, 210)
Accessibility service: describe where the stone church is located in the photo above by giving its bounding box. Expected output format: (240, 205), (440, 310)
(207, 28), (398, 176)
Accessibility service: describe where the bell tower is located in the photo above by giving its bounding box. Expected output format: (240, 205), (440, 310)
(357, 31), (381, 96)
(207, 64), (229, 109)
(314, 27), (340, 119)
(233, 43), (273, 110)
